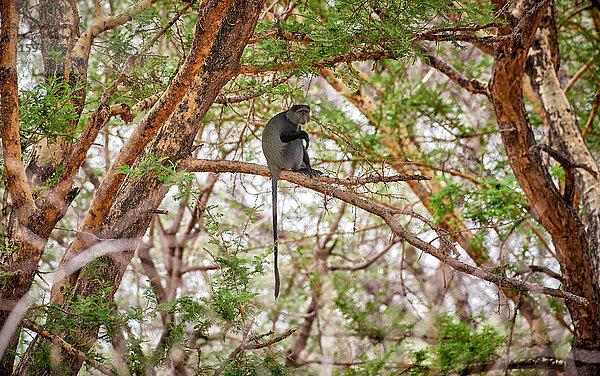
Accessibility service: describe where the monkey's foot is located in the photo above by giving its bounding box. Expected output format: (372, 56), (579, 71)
(297, 168), (323, 178)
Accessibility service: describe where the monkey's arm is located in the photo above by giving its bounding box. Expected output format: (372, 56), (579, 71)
(280, 129), (310, 148)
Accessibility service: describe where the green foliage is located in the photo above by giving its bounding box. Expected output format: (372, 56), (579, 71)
(19, 77), (82, 149)
(334, 274), (411, 343)
(434, 314), (504, 373)
(335, 344), (399, 376)
(250, 0), (497, 74)
(429, 177), (527, 230)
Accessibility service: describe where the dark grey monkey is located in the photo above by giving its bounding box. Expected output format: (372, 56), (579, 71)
(262, 104), (319, 298)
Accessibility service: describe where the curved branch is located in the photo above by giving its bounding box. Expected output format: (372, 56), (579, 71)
(180, 158), (588, 305)
(420, 46), (490, 97)
(21, 318), (115, 376)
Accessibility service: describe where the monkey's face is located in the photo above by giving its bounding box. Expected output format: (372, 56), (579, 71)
(287, 104), (311, 127)
(296, 109), (310, 125)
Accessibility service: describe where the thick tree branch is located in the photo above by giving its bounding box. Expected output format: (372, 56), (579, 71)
(74, 0), (160, 61)
(241, 14), (534, 77)
(178, 158), (429, 184)
(79, 0), (234, 234)
(239, 50), (396, 75)
(0, 0), (34, 210)
(454, 356), (565, 375)
(181, 159), (587, 305)
(54, 3), (194, 199)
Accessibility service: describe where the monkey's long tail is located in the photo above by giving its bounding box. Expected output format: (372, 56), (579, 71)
(272, 173), (280, 299)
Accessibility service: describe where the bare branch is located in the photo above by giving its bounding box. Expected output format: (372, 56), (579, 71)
(582, 89), (600, 139)
(179, 158), (429, 183)
(330, 242), (395, 271)
(515, 265), (564, 283)
(420, 46), (490, 97)
(213, 327), (299, 376)
(180, 158), (588, 305)
(565, 57), (593, 95)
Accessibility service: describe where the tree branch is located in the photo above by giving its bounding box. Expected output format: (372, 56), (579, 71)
(213, 327), (299, 376)
(79, 0), (234, 233)
(420, 46), (490, 97)
(21, 318), (115, 376)
(453, 356), (565, 375)
(582, 88), (600, 139)
(180, 158), (588, 305)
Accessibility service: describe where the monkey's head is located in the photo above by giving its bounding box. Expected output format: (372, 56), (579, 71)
(287, 104), (311, 126)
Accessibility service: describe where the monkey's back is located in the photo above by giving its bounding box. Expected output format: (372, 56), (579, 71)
(262, 111), (305, 172)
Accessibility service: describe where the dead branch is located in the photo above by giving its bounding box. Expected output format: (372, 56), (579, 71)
(213, 327), (298, 376)
(514, 265), (564, 283)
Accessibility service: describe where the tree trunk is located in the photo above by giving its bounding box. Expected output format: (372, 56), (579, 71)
(490, 1), (600, 374)
(13, 1), (263, 375)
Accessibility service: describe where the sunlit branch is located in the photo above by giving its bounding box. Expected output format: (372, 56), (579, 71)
(180, 158), (588, 305)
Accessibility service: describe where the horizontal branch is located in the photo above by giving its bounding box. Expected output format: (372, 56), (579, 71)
(240, 19), (519, 77)
(453, 356), (565, 375)
(180, 158), (588, 305)
(179, 158), (429, 183)
(238, 50), (396, 75)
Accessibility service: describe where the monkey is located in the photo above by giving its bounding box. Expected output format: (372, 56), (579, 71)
(262, 104), (320, 298)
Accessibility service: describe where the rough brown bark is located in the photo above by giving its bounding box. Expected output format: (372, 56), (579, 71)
(526, 11), (600, 376)
(490, 1), (600, 374)
(13, 1), (264, 375)
(50, 0), (235, 307)
(0, 1), (31, 372)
